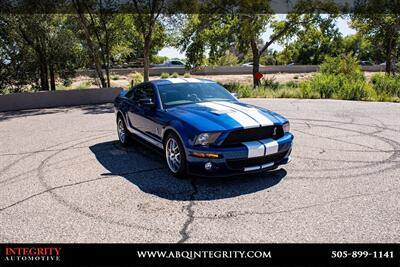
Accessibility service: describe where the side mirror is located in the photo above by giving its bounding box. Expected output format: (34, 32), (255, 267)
(138, 98), (156, 109)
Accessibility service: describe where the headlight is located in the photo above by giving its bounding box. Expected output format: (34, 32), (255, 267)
(194, 132), (221, 146)
(283, 122), (290, 133)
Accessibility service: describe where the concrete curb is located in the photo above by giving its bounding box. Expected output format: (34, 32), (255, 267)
(0, 87), (123, 112)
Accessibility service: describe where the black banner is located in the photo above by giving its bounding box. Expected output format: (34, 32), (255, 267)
(0, 243), (399, 266)
(1, 0), (400, 14)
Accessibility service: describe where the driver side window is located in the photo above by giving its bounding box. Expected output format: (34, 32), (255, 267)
(133, 83), (155, 103)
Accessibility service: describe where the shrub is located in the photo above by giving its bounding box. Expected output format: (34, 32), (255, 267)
(285, 81), (298, 88)
(63, 78), (73, 87)
(262, 76), (279, 90)
(293, 75), (299, 79)
(130, 72), (143, 88)
(320, 54), (364, 80)
(184, 72), (191, 78)
(300, 73), (375, 101)
(370, 73), (400, 97)
(160, 72), (170, 79)
(336, 79), (376, 100)
(171, 72), (179, 78)
(223, 83), (252, 98)
(111, 75), (120, 80)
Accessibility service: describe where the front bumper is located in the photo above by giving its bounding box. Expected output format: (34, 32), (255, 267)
(186, 132), (293, 177)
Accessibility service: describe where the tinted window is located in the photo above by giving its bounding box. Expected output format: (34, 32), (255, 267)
(158, 82), (236, 108)
(125, 88), (135, 99)
(171, 61), (184, 65)
(133, 83), (155, 102)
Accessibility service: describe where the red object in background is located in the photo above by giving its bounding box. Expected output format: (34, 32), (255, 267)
(255, 72), (263, 80)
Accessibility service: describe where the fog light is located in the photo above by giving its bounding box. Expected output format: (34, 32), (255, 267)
(204, 162), (213, 171)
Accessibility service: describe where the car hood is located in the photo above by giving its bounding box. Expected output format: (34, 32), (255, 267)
(167, 101), (287, 132)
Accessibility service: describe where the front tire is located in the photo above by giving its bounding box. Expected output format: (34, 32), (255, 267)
(164, 133), (187, 178)
(117, 116), (132, 147)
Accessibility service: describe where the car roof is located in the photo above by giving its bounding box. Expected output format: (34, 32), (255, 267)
(151, 78), (215, 86)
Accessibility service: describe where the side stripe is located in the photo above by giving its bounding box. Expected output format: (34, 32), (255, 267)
(125, 121), (163, 149)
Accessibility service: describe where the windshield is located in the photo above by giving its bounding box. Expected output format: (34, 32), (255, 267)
(158, 82), (237, 108)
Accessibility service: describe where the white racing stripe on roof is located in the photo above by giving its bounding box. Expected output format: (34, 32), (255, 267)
(182, 78), (202, 83)
(198, 102), (259, 128)
(166, 78), (187, 83)
(216, 101), (274, 126)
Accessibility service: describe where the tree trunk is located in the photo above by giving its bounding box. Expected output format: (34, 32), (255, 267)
(385, 36), (392, 75)
(143, 42), (150, 82)
(75, 11), (107, 88)
(39, 56), (49, 91)
(49, 64), (56, 91)
(39, 62), (49, 91)
(251, 39), (260, 88)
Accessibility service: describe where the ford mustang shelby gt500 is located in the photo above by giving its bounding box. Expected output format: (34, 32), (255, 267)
(114, 78), (293, 177)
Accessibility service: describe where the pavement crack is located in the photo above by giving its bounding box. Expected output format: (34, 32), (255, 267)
(178, 178), (198, 243)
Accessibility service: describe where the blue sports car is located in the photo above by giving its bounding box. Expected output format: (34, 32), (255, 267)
(114, 78), (293, 177)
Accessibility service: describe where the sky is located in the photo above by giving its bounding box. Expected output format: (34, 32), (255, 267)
(158, 17), (356, 59)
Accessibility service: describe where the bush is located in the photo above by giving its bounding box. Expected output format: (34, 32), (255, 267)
(370, 73), (400, 97)
(223, 83), (252, 98)
(285, 81), (298, 88)
(63, 78), (73, 87)
(171, 72), (179, 78)
(111, 75), (120, 80)
(300, 73), (375, 101)
(320, 54), (364, 80)
(160, 72), (170, 79)
(262, 76), (279, 90)
(130, 72), (143, 88)
(184, 72), (191, 78)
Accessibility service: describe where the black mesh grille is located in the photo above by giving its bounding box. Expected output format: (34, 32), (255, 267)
(222, 126), (283, 146)
(226, 150), (288, 170)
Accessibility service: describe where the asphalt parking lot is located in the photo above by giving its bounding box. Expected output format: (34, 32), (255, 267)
(0, 99), (399, 243)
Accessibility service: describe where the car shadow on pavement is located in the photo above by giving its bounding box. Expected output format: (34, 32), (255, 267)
(89, 141), (287, 201)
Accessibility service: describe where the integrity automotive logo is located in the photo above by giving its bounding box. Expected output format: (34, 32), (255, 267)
(2, 247), (62, 263)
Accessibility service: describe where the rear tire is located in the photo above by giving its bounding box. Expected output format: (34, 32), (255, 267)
(117, 115), (132, 147)
(164, 132), (187, 178)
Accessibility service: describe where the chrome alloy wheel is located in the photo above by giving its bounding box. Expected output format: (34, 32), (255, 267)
(165, 137), (181, 173)
(117, 118), (126, 144)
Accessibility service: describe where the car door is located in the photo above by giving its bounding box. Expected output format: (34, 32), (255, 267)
(127, 83), (162, 143)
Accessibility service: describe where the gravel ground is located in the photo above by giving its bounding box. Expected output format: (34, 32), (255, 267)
(0, 99), (399, 243)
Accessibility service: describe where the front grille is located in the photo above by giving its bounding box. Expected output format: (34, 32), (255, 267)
(226, 150), (288, 170)
(222, 125), (283, 146)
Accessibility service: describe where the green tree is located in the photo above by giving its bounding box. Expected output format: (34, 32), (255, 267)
(0, 14), (85, 92)
(278, 15), (341, 65)
(130, 0), (167, 81)
(351, 1), (400, 74)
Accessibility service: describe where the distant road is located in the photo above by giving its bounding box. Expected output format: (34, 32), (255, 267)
(76, 65), (386, 77)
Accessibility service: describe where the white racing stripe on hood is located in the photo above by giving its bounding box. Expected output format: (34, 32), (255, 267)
(216, 101), (274, 126)
(198, 102), (259, 128)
